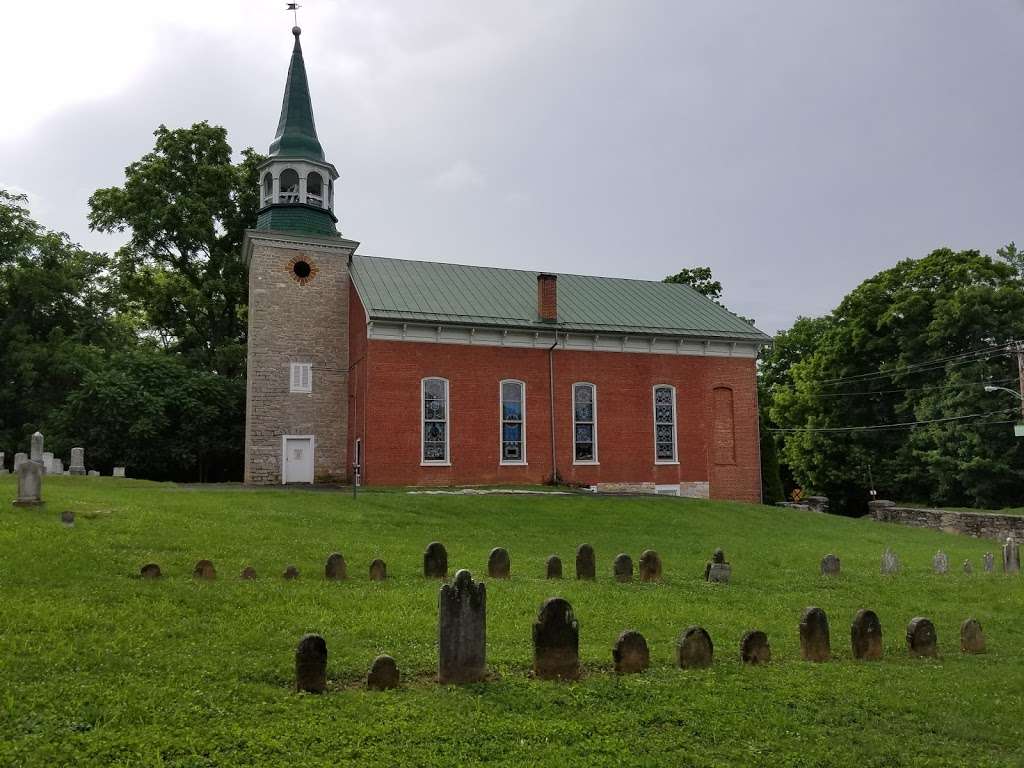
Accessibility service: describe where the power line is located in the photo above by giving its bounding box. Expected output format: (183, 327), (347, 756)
(768, 375), (1018, 399)
(813, 345), (1014, 388)
(766, 408), (1017, 433)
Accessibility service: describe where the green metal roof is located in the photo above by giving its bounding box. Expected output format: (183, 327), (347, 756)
(268, 29), (324, 161)
(350, 256), (769, 341)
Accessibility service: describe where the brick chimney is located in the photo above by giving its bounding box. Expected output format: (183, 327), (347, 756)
(537, 273), (557, 322)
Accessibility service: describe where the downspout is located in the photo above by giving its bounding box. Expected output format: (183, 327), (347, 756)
(548, 332), (559, 484)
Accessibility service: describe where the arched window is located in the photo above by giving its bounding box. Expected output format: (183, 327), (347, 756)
(279, 168), (299, 203)
(422, 377), (450, 464)
(500, 380), (526, 464)
(262, 173), (273, 206)
(307, 172), (323, 207)
(653, 385), (677, 463)
(572, 382), (598, 464)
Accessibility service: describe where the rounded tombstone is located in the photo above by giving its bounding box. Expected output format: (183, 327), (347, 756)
(960, 618), (985, 654)
(799, 606), (831, 662)
(295, 633), (327, 693)
(369, 558), (387, 581)
(532, 597), (580, 680)
(613, 553), (633, 583)
(193, 559), (216, 580)
(488, 547), (511, 579)
(325, 552), (347, 581)
(906, 617), (938, 658)
(367, 654), (400, 690)
(850, 609), (883, 661)
(740, 630), (771, 664)
(676, 625), (714, 669)
(60, 510), (75, 526)
(140, 563), (162, 579)
(612, 630), (650, 674)
(962, 560), (973, 575)
(820, 553), (840, 576)
(639, 549), (662, 582)
(545, 555), (563, 579)
(240, 566), (257, 580)
(575, 543), (596, 580)
(424, 541), (448, 579)
(283, 565), (300, 580)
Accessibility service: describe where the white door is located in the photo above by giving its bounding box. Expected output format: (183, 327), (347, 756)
(283, 437), (314, 484)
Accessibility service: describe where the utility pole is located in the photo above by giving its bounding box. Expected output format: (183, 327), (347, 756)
(1017, 341), (1024, 423)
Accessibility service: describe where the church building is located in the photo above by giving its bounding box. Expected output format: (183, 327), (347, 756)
(243, 27), (770, 501)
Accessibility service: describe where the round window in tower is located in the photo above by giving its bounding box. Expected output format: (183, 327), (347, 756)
(286, 257), (318, 286)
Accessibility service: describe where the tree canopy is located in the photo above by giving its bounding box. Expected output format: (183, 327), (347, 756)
(663, 266), (722, 299)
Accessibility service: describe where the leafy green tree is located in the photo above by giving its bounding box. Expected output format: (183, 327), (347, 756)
(663, 266), (722, 299)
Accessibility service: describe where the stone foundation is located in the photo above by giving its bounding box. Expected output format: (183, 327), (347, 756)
(869, 500), (1024, 542)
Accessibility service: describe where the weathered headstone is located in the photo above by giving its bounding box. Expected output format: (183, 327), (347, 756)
(41, 452), (54, 474)
(283, 565), (300, 580)
(113, 467), (126, 478)
(1002, 537), (1019, 574)
(193, 559), (216, 580)
(881, 548), (900, 575)
(576, 543), (596, 580)
(60, 510), (74, 526)
(705, 548), (732, 584)
(820, 553), (840, 576)
(424, 541), (448, 579)
(612, 630), (650, 673)
(532, 597), (580, 680)
(613, 553), (633, 582)
(369, 558), (387, 581)
(295, 633), (327, 693)
(69, 447), (86, 476)
(30, 432), (43, 463)
(0, 451), (4, 471)
(13, 452), (26, 471)
(983, 552), (995, 573)
(140, 563), (162, 579)
(50, 458), (63, 475)
(545, 555), (562, 579)
(962, 560), (972, 575)
(438, 569), (486, 683)
(240, 566), (257, 580)
(87, 470), (100, 477)
(487, 547), (511, 579)
(676, 626), (714, 669)
(13, 459), (43, 507)
(932, 550), (949, 575)
(325, 552), (347, 580)
(799, 606), (830, 662)
(639, 549), (662, 582)
(740, 630), (771, 664)
(367, 654), (400, 690)
(906, 617), (938, 657)
(960, 618), (985, 654)
(850, 609), (883, 660)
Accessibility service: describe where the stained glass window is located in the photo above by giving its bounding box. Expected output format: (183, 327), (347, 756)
(500, 380), (525, 463)
(573, 383), (597, 462)
(654, 385), (676, 462)
(422, 378), (449, 462)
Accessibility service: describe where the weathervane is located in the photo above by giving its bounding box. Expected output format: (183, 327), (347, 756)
(287, 3), (301, 28)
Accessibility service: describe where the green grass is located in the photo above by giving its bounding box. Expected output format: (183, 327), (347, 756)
(1, 477), (1022, 767)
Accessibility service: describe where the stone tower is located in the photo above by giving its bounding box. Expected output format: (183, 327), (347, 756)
(243, 26), (358, 484)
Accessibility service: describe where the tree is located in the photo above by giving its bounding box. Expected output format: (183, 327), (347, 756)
(663, 266), (722, 299)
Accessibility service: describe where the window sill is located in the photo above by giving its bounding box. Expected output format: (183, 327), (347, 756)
(573, 460), (600, 466)
(499, 462), (528, 467)
(289, 390), (313, 395)
(420, 461), (452, 467)
(655, 460), (680, 466)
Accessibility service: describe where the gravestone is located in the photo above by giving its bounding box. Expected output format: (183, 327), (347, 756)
(740, 630), (771, 664)
(87, 470), (100, 477)
(30, 432), (43, 463)
(193, 559), (216, 580)
(41, 452), (54, 474)
(613, 553), (633, 582)
(367, 654), (400, 690)
(1002, 537), (1019, 574)
(612, 630), (649, 673)
(960, 618), (985, 654)
(13, 460), (43, 506)
(60, 510), (74, 526)
(676, 626), (714, 669)
(369, 558), (387, 581)
(850, 609), (883, 660)
(639, 549), (662, 582)
(983, 552), (995, 573)
(963, 560), (972, 575)
(438, 569), (486, 683)
(532, 597), (580, 680)
(113, 467), (126, 478)
(140, 563), (162, 579)
(932, 550), (949, 575)
(0, 451), (4, 471)
(69, 447), (86, 476)
(325, 552), (347, 580)
(881, 548), (900, 575)
(283, 565), (300, 580)
(705, 548), (731, 583)
(424, 541), (448, 579)
(13, 453), (26, 471)
(240, 566), (257, 580)
(906, 617), (938, 657)
(488, 547), (511, 579)
(545, 555), (562, 579)
(295, 633), (327, 693)
(820, 553), (840, 576)
(50, 459), (63, 475)
(576, 543), (596, 580)
(799, 606), (830, 662)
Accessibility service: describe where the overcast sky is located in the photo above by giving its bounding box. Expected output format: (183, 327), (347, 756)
(3, 1), (1022, 333)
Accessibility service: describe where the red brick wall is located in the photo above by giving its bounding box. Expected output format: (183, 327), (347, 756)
(537, 274), (557, 321)
(347, 288), (761, 502)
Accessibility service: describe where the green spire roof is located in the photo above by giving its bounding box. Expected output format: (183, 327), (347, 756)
(268, 28), (325, 161)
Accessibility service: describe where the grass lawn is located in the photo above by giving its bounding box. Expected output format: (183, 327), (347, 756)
(1, 477), (1022, 767)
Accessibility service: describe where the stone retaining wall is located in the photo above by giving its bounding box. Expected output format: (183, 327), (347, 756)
(868, 501), (1024, 542)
